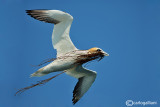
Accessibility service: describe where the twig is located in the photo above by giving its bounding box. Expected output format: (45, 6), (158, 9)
(31, 58), (56, 67)
(15, 71), (67, 96)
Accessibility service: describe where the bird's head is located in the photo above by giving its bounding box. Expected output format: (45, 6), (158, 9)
(88, 47), (109, 57)
(75, 47), (109, 64)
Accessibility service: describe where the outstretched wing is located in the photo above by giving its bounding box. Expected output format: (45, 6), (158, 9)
(26, 10), (77, 57)
(72, 66), (97, 104)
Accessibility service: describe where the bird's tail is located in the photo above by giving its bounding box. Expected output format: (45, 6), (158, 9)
(30, 67), (46, 77)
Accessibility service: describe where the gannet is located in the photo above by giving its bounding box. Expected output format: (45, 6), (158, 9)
(26, 10), (109, 104)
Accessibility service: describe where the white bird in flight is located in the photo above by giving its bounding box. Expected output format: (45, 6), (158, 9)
(25, 10), (109, 104)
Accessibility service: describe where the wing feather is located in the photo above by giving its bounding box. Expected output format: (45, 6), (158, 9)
(71, 66), (97, 104)
(26, 10), (77, 57)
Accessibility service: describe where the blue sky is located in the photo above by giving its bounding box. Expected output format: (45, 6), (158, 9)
(1, 0), (160, 107)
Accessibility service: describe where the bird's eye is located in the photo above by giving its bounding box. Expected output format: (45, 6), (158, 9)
(97, 49), (101, 52)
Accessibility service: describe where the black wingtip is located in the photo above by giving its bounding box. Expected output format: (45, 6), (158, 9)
(25, 9), (60, 24)
(25, 10), (33, 16)
(72, 98), (79, 105)
(25, 10), (40, 14)
(25, 10), (32, 13)
(72, 77), (84, 105)
(25, 9), (49, 13)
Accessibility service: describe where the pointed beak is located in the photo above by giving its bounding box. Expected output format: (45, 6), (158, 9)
(103, 52), (109, 56)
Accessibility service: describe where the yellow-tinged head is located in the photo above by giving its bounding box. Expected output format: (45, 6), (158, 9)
(88, 47), (109, 56)
(88, 47), (99, 53)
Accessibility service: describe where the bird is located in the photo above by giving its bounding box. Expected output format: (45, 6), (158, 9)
(26, 10), (109, 104)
